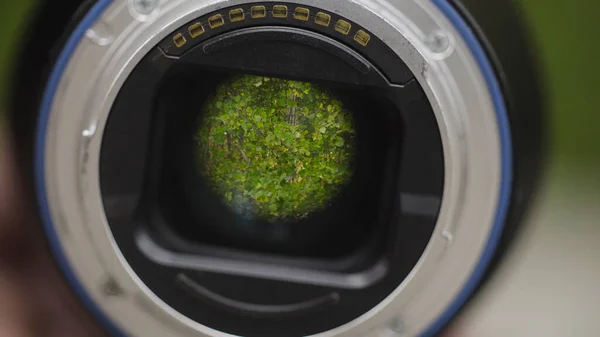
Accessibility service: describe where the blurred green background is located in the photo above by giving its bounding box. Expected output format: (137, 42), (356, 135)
(518, 0), (600, 169)
(1, 0), (597, 168)
(0, 0), (34, 124)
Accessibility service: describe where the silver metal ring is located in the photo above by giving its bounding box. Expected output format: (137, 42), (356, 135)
(41, 0), (502, 336)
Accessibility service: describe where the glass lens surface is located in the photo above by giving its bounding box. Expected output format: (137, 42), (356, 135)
(196, 75), (356, 222)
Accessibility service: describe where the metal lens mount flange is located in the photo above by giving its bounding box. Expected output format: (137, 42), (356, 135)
(35, 0), (513, 336)
(99, 4), (443, 336)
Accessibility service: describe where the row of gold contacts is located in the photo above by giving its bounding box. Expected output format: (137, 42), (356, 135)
(172, 5), (372, 48)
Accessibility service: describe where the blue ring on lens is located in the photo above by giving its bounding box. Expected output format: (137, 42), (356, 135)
(423, 1), (513, 336)
(35, 1), (512, 337)
(34, 1), (127, 336)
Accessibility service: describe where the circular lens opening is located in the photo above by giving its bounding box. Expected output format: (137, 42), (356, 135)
(96, 4), (449, 336)
(196, 75), (357, 222)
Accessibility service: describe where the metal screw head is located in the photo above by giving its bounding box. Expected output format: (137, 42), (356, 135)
(388, 317), (406, 334)
(131, 0), (159, 16)
(102, 277), (125, 297)
(370, 318), (407, 337)
(424, 30), (454, 58)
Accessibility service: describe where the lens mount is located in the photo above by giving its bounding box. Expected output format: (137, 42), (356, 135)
(35, 0), (511, 336)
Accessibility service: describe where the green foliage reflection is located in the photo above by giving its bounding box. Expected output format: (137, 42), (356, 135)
(197, 75), (356, 221)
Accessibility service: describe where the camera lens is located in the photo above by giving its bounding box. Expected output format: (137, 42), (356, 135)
(11, 0), (544, 336)
(94, 4), (444, 330)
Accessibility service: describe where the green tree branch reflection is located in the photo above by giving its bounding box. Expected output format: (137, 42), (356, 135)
(197, 75), (356, 222)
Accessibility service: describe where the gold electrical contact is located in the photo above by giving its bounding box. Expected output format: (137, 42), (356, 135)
(273, 5), (288, 18)
(294, 7), (310, 21)
(188, 23), (205, 38)
(354, 30), (371, 46)
(251, 5), (267, 18)
(208, 14), (225, 28)
(335, 20), (352, 35)
(230, 8), (245, 22)
(315, 12), (331, 27)
(173, 33), (186, 47)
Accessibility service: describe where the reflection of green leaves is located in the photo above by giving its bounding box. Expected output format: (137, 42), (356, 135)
(196, 75), (356, 222)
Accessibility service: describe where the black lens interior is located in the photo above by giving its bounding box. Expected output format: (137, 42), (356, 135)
(147, 67), (401, 262)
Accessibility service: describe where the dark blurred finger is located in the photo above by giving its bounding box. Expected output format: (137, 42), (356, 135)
(22, 251), (107, 337)
(0, 124), (106, 336)
(0, 125), (39, 265)
(0, 270), (35, 337)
